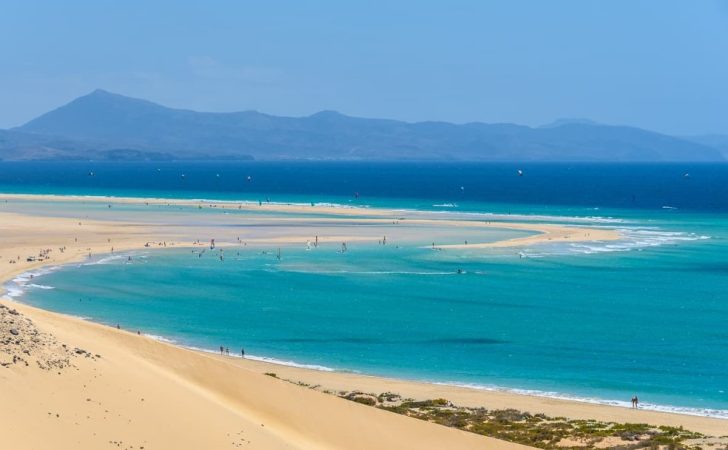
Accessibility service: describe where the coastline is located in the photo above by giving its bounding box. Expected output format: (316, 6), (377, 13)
(8, 259), (728, 423)
(8, 263), (728, 423)
(1, 193), (726, 448)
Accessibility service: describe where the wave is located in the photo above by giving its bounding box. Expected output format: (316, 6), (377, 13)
(518, 226), (711, 257)
(26, 283), (54, 290)
(67, 314), (95, 321)
(2, 251), (145, 300)
(432, 203), (458, 208)
(3, 285), (24, 299)
(402, 208), (628, 225)
(576, 216), (626, 224)
(3, 266), (62, 299)
(194, 198), (365, 210)
(565, 228), (710, 255)
(11, 266), (59, 283)
(144, 333), (177, 344)
(243, 354), (337, 372)
(433, 381), (728, 419)
(294, 270), (457, 276)
(82, 252), (148, 266)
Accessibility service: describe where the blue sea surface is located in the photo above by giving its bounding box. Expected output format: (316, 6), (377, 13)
(1, 160), (727, 212)
(3, 161), (728, 417)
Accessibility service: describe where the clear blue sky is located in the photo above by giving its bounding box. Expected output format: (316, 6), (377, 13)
(2, 0), (727, 134)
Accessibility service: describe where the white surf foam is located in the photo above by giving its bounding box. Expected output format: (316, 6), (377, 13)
(3, 285), (24, 299)
(404, 208), (629, 226)
(81, 251), (149, 266)
(519, 225), (711, 258)
(2, 266), (62, 299)
(26, 283), (55, 290)
(564, 227), (710, 255)
(144, 334), (177, 344)
(194, 198), (364, 210)
(2, 251), (145, 301)
(186, 345), (337, 372)
(84, 254), (130, 266)
(244, 354), (336, 372)
(298, 270), (456, 276)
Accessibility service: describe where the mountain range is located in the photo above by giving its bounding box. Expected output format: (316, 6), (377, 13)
(1, 89), (725, 162)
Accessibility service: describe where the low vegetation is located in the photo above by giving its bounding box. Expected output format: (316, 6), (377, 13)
(270, 374), (724, 449)
(366, 396), (711, 449)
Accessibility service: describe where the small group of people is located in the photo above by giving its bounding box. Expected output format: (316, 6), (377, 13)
(220, 346), (245, 358)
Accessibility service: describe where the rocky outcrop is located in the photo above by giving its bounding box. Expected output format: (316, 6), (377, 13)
(0, 303), (98, 370)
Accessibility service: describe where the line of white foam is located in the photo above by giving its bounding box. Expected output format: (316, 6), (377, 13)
(185, 345), (337, 372)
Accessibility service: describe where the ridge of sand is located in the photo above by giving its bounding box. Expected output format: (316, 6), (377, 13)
(0, 192), (620, 248)
(3, 299), (523, 450)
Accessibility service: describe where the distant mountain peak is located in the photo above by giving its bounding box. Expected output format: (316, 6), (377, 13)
(80, 89), (134, 102)
(90, 88), (114, 96)
(308, 110), (346, 119)
(77, 89), (158, 107)
(540, 118), (600, 128)
(6, 91), (724, 162)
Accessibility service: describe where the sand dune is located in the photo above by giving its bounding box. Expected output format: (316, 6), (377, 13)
(2, 300), (527, 450)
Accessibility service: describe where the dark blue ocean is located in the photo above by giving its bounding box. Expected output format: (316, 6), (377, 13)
(3, 161), (727, 418)
(0, 161), (726, 212)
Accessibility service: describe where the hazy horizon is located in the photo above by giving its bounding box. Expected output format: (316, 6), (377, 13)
(2, 0), (728, 136)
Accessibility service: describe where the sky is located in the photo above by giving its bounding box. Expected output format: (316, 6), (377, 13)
(1, 0), (727, 135)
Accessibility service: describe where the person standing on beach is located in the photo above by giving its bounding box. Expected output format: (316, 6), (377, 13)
(631, 395), (639, 409)
(241, 348), (245, 358)
(220, 346), (224, 355)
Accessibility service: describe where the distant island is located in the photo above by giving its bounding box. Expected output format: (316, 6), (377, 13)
(0, 89), (725, 162)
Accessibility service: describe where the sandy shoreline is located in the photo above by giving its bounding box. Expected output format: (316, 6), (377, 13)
(1, 194), (725, 449)
(0, 192), (621, 247)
